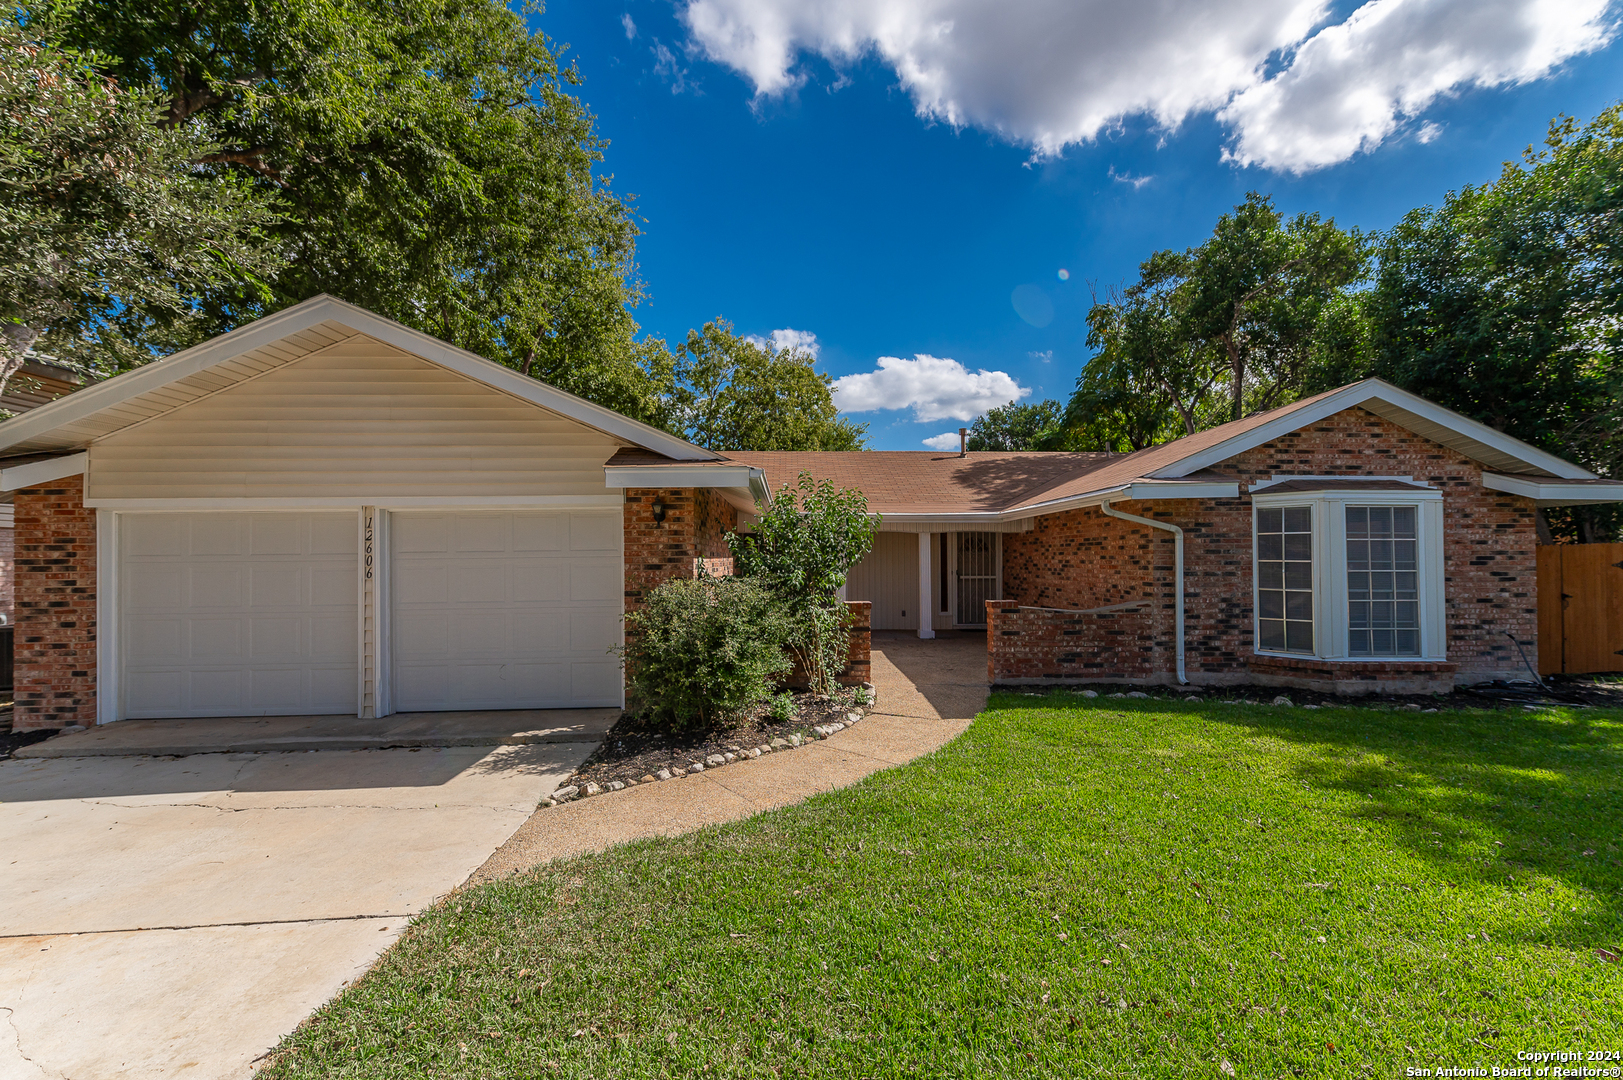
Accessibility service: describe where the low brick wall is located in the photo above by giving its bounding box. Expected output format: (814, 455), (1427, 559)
(783, 600), (872, 689)
(840, 601), (872, 687)
(986, 599), (1177, 686)
(1247, 654), (1458, 696)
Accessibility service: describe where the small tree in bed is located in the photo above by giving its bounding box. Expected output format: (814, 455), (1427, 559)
(729, 473), (879, 695)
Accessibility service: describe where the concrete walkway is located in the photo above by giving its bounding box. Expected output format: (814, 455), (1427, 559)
(471, 631), (987, 884)
(0, 741), (596, 1079)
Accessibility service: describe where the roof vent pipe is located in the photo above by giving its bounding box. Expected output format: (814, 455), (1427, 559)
(1100, 500), (1187, 685)
(959, 428), (968, 457)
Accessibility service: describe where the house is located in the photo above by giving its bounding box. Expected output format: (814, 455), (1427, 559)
(4, 297), (1621, 731)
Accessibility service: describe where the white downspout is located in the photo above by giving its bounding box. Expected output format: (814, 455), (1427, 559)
(1101, 501), (1187, 685)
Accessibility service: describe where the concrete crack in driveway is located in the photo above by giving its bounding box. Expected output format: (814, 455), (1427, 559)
(1, 913), (411, 940)
(1, 1007), (52, 1080)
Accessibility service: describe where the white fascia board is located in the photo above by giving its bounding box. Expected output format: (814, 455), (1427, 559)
(0, 452), (87, 491)
(0, 294), (719, 462)
(1152, 379), (1594, 481)
(1126, 481), (1240, 501)
(876, 515), (1034, 534)
(1483, 473), (1623, 505)
(603, 465), (757, 489)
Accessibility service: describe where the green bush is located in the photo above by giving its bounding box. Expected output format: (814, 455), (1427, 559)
(619, 576), (793, 729)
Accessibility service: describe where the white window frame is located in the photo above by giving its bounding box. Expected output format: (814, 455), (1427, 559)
(1251, 486), (1446, 662)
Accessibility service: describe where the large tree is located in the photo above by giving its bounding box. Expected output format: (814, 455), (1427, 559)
(668, 321), (867, 452)
(0, 16), (282, 399)
(1365, 105), (1623, 539)
(59, 0), (667, 420)
(965, 400), (1066, 451)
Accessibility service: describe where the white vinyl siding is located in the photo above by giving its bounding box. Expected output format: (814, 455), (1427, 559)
(119, 512), (358, 718)
(389, 510), (623, 710)
(86, 338), (623, 501)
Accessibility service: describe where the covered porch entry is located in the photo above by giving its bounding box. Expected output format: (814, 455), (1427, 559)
(844, 526), (1022, 637)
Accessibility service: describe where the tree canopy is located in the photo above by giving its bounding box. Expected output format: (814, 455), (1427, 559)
(965, 400), (1065, 451)
(668, 321), (867, 452)
(0, 15), (282, 398)
(56, 0), (668, 419)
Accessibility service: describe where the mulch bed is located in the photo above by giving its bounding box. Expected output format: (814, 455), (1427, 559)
(568, 690), (869, 790)
(999, 675), (1623, 712)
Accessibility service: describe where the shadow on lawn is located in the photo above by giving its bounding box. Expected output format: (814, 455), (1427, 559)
(1227, 703), (1622, 901)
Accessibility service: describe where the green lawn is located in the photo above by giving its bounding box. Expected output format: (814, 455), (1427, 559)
(262, 694), (1623, 1078)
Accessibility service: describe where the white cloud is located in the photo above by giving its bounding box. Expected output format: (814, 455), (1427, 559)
(680, 0), (1615, 172)
(621, 12), (637, 39)
(1108, 166), (1154, 188)
(923, 432), (964, 450)
(1221, 0), (1614, 173)
(1029, 349), (1053, 363)
(832, 354), (1028, 423)
(1416, 120), (1444, 144)
(746, 327), (822, 357)
(652, 40), (692, 93)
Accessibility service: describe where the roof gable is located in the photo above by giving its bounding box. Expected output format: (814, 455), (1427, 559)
(0, 295), (716, 461)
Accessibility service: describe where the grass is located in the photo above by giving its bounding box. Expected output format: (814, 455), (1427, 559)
(262, 694), (1623, 1078)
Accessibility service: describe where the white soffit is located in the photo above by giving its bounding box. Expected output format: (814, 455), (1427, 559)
(0, 295), (718, 462)
(1152, 379), (1594, 481)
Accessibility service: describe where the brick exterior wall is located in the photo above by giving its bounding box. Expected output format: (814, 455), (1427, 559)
(986, 598), (1169, 684)
(996, 406), (1540, 692)
(840, 600), (872, 687)
(13, 476), (96, 728)
(623, 487), (740, 612)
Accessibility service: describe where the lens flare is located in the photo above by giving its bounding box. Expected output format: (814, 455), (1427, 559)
(1057, 268), (1070, 281)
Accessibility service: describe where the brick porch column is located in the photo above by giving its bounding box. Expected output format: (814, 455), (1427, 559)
(13, 476), (96, 729)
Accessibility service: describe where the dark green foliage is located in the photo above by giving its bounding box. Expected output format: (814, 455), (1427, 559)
(965, 400), (1066, 451)
(668, 320), (867, 451)
(58, 0), (667, 420)
(0, 15), (284, 395)
(730, 473), (878, 694)
(619, 577), (792, 730)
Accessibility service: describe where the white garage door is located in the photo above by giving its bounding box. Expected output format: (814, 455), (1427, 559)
(121, 513), (358, 719)
(390, 510), (622, 711)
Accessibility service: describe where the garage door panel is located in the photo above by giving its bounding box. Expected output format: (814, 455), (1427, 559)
(455, 515), (508, 553)
(190, 620), (246, 660)
(121, 512), (358, 719)
(250, 566), (303, 607)
(128, 619), (183, 662)
(572, 662), (622, 702)
(448, 564), (507, 604)
(515, 515), (566, 551)
(570, 512), (619, 551)
(391, 510), (621, 711)
(570, 560), (620, 602)
(127, 569), (183, 611)
(190, 567), (247, 609)
(125, 516), (183, 556)
(191, 516), (248, 556)
(510, 563), (566, 602)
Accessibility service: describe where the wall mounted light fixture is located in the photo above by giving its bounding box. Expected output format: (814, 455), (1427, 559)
(649, 497), (667, 523)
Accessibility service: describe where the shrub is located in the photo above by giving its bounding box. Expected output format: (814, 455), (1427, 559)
(729, 472), (878, 695)
(768, 691), (794, 724)
(619, 576), (793, 729)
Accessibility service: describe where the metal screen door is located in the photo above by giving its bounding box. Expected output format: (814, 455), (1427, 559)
(955, 532), (998, 625)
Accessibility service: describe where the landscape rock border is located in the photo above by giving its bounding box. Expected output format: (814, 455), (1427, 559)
(545, 708), (870, 807)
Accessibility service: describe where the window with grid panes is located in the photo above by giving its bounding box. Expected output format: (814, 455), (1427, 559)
(1346, 505), (1420, 656)
(1255, 505), (1313, 653)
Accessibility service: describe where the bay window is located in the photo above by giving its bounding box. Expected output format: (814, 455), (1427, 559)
(1251, 480), (1445, 661)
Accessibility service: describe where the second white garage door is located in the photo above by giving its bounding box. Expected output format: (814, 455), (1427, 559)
(390, 510), (623, 710)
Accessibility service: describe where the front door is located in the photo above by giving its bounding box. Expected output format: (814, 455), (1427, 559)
(954, 532), (998, 626)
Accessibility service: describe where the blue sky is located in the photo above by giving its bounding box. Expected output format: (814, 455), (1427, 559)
(526, 0), (1623, 450)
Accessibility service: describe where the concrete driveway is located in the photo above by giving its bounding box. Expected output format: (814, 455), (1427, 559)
(0, 735), (599, 1078)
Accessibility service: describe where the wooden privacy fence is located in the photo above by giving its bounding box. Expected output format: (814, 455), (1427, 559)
(1538, 543), (1623, 675)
